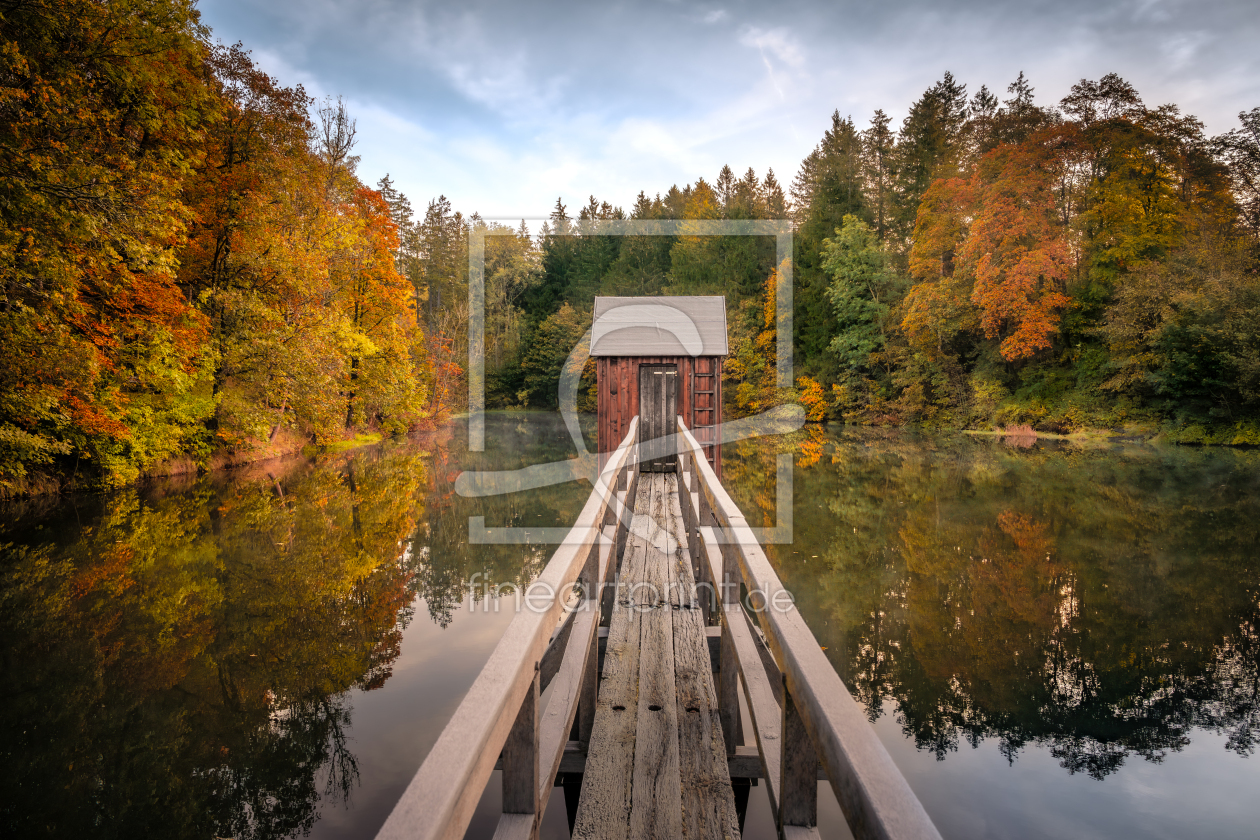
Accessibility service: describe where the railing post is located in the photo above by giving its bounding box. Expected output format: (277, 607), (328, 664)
(578, 533), (604, 747)
(698, 477), (712, 527)
(779, 677), (818, 835)
(502, 662), (540, 816)
(718, 616), (741, 757)
(718, 529), (742, 757)
(692, 461), (711, 623)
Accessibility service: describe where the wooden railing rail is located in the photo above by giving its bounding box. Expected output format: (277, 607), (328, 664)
(677, 416), (943, 840)
(375, 418), (639, 840)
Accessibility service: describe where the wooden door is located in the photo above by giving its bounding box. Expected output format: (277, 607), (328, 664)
(638, 364), (677, 472)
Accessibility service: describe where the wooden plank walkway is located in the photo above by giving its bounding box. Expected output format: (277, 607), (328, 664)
(573, 472), (740, 839)
(374, 416), (942, 840)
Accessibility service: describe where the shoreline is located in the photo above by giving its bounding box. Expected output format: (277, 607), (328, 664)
(4, 411), (1255, 501)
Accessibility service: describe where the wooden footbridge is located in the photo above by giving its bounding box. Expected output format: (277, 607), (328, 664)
(375, 417), (943, 840)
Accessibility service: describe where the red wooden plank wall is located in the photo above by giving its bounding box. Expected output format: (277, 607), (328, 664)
(596, 356), (722, 477)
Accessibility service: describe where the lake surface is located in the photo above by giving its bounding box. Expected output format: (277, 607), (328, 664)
(2, 413), (1258, 839)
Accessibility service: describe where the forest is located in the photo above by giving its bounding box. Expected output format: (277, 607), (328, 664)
(2, 0), (1259, 495)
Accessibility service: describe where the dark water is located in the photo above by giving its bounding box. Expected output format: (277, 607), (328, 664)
(2, 413), (1257, 839)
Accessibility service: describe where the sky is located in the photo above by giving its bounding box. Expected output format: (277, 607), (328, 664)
(198, 0), (1260, 222)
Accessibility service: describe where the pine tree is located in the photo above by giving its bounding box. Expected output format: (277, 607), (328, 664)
(891, 72), (970, 241)
(417, 196), (466, 330)
(861, 110), (896, 241)
(763, 169), (787, 218)
(791, 112), (870, 365)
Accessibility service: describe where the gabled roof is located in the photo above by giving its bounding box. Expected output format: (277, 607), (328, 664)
(590, 296), (728, 357)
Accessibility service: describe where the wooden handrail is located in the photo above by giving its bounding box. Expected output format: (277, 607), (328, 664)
(375, 418), (639, 840)
(677, 416), (943, 840)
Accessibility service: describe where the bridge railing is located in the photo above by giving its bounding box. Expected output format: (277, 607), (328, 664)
(375, 418), (640, 840)
(676, 416), (943, 840)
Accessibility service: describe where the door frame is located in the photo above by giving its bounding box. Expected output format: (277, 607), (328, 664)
(638, 363), (678, 472)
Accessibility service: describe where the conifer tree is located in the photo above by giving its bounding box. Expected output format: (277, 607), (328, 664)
(791, 112), (870, 364)
(891, 72), (970, 240)
(861, 110), (896, 241)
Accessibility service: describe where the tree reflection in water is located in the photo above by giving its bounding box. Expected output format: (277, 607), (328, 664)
(0, 412), (597, 839)
(723, 429), (1260, 780)
(0, 444), (427, 839)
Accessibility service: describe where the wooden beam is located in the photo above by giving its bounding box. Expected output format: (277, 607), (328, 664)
(521, 741), (828, 782)
(669, 474), (741, 840)
(501, 664), (539, 816)
(724, 603), (784, 817)
(676, 417), (943, 840)
(375, 419), (638, 840)
(780, 680), (819, 834)
(628, 475), (683, 839)
(537, 608), (599, 804)
(571, 478), (653, 839)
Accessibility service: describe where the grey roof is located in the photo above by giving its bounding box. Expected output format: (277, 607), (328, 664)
(590, 296), (727, 357)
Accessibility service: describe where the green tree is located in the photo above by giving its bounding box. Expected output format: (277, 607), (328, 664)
(822, 216), (901, 372)
(791, 113), (870, 365)
(519, 302), (588, 408)
(891, 72), (971, 240)
(1213, 107), (1260, 240)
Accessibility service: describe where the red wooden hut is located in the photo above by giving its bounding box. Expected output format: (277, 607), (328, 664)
(591, 296), (727, 476)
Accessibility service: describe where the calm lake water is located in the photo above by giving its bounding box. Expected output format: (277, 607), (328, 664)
(3, 412), (1258, 839)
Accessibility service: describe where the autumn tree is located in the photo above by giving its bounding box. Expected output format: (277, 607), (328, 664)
(337, 187), (427, 432)
(0, 0), (215, 490)
(961, 144), (1072, 361)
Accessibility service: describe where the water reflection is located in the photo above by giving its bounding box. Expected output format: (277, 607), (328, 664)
(0, 446), (428, 838)
(0, 412), (595, 840)
(723, 429), (1260, 781)
(8, 414), (1258, 839)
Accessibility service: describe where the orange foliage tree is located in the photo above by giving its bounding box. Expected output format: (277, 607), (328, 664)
(963, 145), (1072, 361)
(904, 143), (1071, 363)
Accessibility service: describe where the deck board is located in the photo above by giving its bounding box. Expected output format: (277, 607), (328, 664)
(574, 473), (740, 839)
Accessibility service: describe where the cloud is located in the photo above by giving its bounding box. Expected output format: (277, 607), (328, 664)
(198, 0), (1260, 218)
(738, 26), (804, 69)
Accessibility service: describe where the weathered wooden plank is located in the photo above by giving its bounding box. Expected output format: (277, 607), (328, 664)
(631, 600), (682, 836)
(501, 664), (539, 815)
(705, 520), (742, 764)
(629, 475), (683, 838)
(665, 474), (694, 608)
(571, 473), (656, 839)
(677, 420), (943, 840)
(490, 813), (534, 840)
(722, 603), (784, 815)
(674, 606), (740, 840)
(669, 480), (740, 840)
(780, 683), (819, 834)
(718, 623), (741, 759)
(782, 826), (823, 840)
(538, 607), (599, 805)
(579, 528), (615, 747)
(535, 741), (828, 781)
(571, 586), (644, 835)
(539, 605), (577, 692)
(598, 625), (720, 673)
(677, 459), (697, 572)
